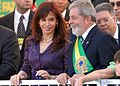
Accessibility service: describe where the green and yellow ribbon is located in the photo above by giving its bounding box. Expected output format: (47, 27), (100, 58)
(73, 37), (94, 74)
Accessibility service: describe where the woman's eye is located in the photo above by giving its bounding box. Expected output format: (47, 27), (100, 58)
(49, 18), (55, 21)
(41, 18), (46, 21)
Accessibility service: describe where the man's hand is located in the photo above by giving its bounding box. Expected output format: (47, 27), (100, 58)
(74, 77), (83, 86)
(56, 73), (70, 85)
(69, 74), (85, 86)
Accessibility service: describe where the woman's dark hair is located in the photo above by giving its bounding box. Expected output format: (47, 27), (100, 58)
(31, 1), (70, 52)
(114, 50), (120, 63)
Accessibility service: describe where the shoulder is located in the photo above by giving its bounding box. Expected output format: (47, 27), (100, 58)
(0, 12), (14, 21)
(0, 25), (14, 34)
(93, 25), (114, 40)
(30, 10), (35, 17)
(0, 25), (16, 41)
(25, 36), (36, 45)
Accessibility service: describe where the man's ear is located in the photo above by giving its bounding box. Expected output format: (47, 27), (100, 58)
(84, 16), (91, 25)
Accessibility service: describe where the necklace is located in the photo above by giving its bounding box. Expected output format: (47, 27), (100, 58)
(42, 37), (53, 43)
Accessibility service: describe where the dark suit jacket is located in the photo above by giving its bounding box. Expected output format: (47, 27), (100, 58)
(118, 25), (120, 49)
(92, 0), (109, 7)
(0, 25), (20, 80)
(67, 25), (119, 77)
(0, 10), (35, 70)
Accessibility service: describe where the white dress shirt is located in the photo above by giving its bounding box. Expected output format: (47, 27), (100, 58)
(113, 25), (119, 44)
(14, 9), (30, 34)
(14, 9), (30, 50)
(82, 24), (96, 41)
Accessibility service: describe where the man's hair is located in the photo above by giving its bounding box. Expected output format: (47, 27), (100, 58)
(69, 0), (96, 22)
(95, 3), (115, 16)
(33, 0), (36, 4)
(68, 0), (71, 2)
(114, 50), (120, 63)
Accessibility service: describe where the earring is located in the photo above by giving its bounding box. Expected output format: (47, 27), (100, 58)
(56, 22), (58, 27)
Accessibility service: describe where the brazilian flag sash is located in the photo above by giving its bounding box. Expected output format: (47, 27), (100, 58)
(73, 37), (94, 74)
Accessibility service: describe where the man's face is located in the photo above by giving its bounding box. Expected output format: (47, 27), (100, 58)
(96, 10), (117, 35)
(115, 60), (120, 76)
(69, 8), (85, 37)
(13, 0), (33, 11)
(110, 0), (120, 21)
(48, 0), (69, 13)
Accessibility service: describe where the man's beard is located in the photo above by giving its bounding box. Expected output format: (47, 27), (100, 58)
(71, 24), (83, 37)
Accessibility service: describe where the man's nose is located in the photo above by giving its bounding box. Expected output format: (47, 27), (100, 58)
(114, 4), (119, 10)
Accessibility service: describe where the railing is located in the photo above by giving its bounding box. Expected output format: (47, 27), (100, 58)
(0, 79), (120, 86)
(101, 79), (120, 86)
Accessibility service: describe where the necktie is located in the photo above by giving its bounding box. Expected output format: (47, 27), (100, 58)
(17, 15), (25, 38)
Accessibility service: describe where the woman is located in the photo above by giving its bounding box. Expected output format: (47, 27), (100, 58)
(10, 1), (70, 85)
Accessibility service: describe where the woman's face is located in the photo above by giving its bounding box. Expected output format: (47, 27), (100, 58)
(39, 12), (57, 35)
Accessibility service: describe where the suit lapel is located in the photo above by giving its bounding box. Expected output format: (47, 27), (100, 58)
(25, 10), (35, 38)
(7, 12), (15, 31)
(68, 41), (76, 76)
(118, 24), (120, 49)
(82, 25), (98, 51)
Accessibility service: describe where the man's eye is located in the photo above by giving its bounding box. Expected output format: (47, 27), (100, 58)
(104, 18), (109, 22)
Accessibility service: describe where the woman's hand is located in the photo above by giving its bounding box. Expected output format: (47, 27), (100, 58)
(36, 70), (50, 79)
(10, 74), (24, 86)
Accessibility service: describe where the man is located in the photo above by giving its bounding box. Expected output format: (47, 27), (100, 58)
(75, 49), (120, 86)
(56, 0), (119, 85)
(74, 3), (120, 86)
(0, 25), (20, 80)
(110, 0), (120, 23)
(0, 0), (35, 70)
(95, 3), (120, 48)
(48, 0), (70, 21)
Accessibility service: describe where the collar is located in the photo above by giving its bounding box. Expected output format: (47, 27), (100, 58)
(117, 20), (120, 24)
(113, 25), (118, 40)
(82, 23), (96, 40)
(15, 9), (30, 22)
(62, 9), (66, 18)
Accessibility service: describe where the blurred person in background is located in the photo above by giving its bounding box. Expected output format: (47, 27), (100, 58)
(48, 0), (70, 21)
(110, 0), (120, 24)
(95, 3), (120, 48)
(0, 0), (35, 70)
(0, 25), (20, 80)
(10, 1), (70, 86)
